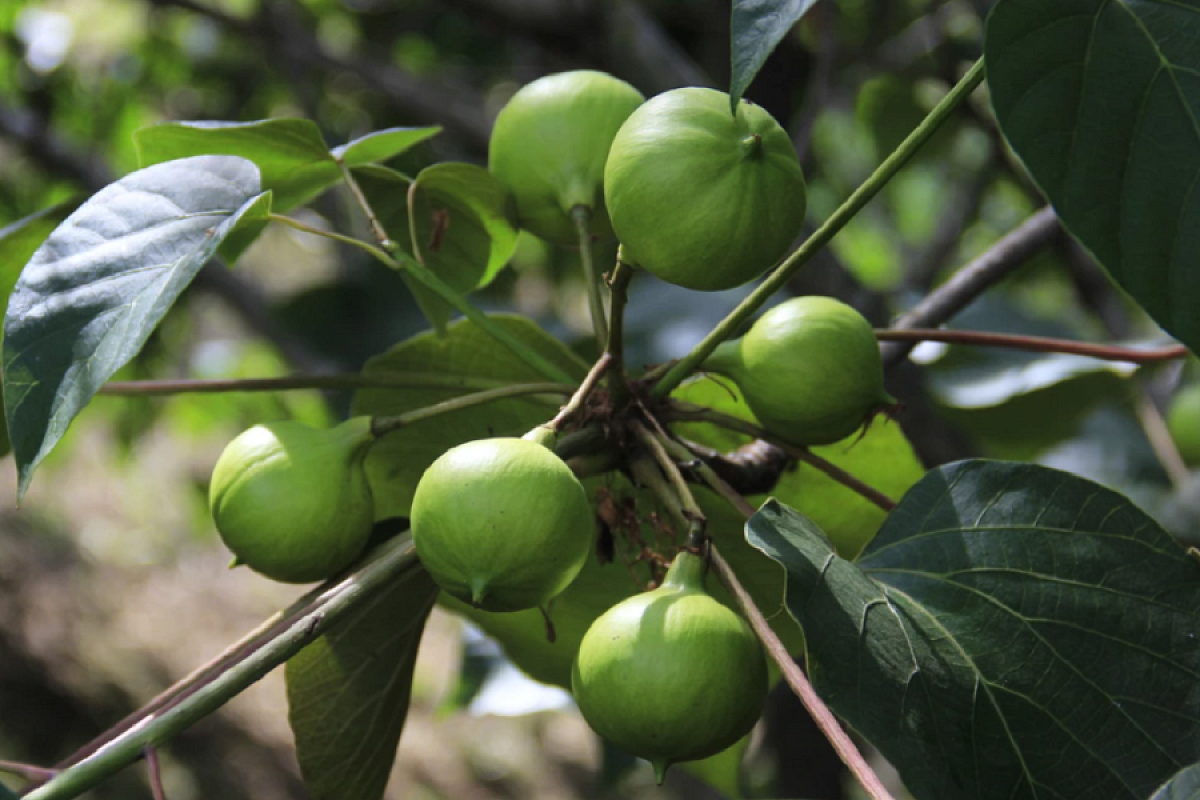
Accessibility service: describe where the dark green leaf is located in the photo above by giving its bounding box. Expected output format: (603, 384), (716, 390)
(747, 461), (1200, 800)
(287, 535), (438, 800)
(730, 0), (820, 109)
(0, 779), (16, 800)
(3, 155), (264, 498)
(986, 0), (1200, 353)
(332, 126), (442, 166)
(215, 190), (273, 264)
(1152, 763), (1200, 800)
(136, 119), (337, 212)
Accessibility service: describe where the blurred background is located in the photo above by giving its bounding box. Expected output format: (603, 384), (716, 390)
(0, 1), (1195, 798)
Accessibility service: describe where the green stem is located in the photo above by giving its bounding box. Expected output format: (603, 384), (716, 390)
(648, 57), (986, 400)
(572, 206), (609, 348)
(371, 382), (571, 437)
(631, 421), (707, 551)
(313, 171), (577, 385)
(24, 534), (426, 800)
(548, 352), (612, 432)
(97, 373), (569, 397)
(605, 259), (636, 408)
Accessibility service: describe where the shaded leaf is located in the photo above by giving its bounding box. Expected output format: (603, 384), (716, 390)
(136, 119), (336, 212)
(747, 461), (1200, 800)
(332, 126), (442, 166)
(3, 155), (264, 498)
(730, 0), (820, 109)
(986, 0), (1200, 353)
(287, 534), (438, 800)
(1152, 763), (1200, 800)
(0, 779), (16, 800)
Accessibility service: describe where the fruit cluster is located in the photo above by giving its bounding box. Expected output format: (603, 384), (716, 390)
(206, 69), (893, 783)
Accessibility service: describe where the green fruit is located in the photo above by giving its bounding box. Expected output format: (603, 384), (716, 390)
(703, 296), (894, 446)
(410, 435), (594, 612)
(571, 550), (768, 783)
(209, 417), (377, 584)
(604, 87), (807, 291)
(488, 70), (645, 245)
(1167, 383), (1200, 466)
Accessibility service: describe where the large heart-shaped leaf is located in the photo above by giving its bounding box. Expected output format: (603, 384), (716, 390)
(986, 0), (1200, 352)
(730, 0), (821, 109)
(3, 155), (265, 498)
(286, 534), (438, 800)
(748, 461), (1200, 800)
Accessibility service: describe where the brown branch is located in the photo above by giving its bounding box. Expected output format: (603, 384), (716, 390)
(875, 329), (1188, 364)
(881, 206), (1061, 369)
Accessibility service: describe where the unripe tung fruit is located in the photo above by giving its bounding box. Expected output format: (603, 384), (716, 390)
(571, 550), (768, 783)
(703, 296), (894, 446)
(488, 70), (645, 245)
(410, 436), (594, 612)
(1167, 382), (1200, 466)
(209, 417), (377, 584)
(604, 87), (807, 291)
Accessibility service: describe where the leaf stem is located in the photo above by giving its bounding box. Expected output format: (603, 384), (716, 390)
(572, 206), (609, 348)
(0, 762), (56, 783)
(648, 57), (986, 399)
(23, 534), (426, 800)
(707, 544), (896, 800)
(371, 382), (575, 437)
(96, 373), (571, 397)
(875, 329), (1187, 364)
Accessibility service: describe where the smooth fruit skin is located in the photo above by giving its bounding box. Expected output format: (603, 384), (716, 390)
(1167, 383), (1200, 466)
(209, 417), (376, 584)
(604, 87), (807, 291)
(488, 70), (645, 245)
(704, 296), (893, 446)
(410, 437), (594, 612)
(571, 551), (768, 783)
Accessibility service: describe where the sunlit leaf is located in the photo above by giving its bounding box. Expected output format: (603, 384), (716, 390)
(332, 126), (442, 166)
(3, 155), (264, 498)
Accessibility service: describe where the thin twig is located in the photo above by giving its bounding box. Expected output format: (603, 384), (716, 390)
(880, 206), (1060, 369)
(707, 545), (896, 800)
(605, 260), (636, 408)
(875, 329), (1187, 364)
(0, 763), (57, 783)
(96, 373), (569, 396)
(549, 353), (612, 432)
(143, 748), (165, 800)
(656, 437), (758, 518)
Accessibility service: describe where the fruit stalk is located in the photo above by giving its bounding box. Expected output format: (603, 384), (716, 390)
(647, 57), (986, 400)
(572, 205), (609, 348)
(631, 421), (707, 550)
(604, 258), (636, 408)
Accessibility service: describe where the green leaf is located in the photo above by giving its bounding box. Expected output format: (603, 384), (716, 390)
(0, 779), (16, 800)
(332, 126), (442, 166)
(1152, 763), (1200, 800)
(730, 0), (820, 109)
(3, 155), (264, 498)
(286, 534), (438, 800)
(0, 200), (80, 296)
(747, 461), (1200, 800)
(404, 163), (519, 333)
(354, 163), (519, 334)
(986, 0), (1200, 353)
(136, 119), (337, 212)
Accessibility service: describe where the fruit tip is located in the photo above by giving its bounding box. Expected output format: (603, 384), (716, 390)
(652, 759), (671, 785)
(470, 581), (489, 607)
